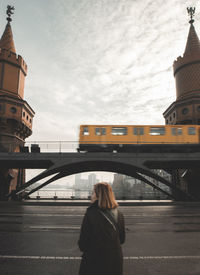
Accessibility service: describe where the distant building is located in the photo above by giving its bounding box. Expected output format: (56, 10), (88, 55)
(74, 174), (88, 189)
(75, 174), (81, 187)
(75, 173), (98, 190)
(112, 174), (129, 199)
(88, 173), (97, 187)
(112, 172), (171, 200)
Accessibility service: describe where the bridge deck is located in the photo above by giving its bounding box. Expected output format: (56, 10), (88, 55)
(0, 151), (200, 169)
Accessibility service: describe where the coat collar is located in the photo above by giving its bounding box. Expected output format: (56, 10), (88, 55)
(88, 200), (99, 209)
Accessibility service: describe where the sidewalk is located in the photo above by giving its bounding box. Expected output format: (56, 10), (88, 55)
(19, 199), (200, 206)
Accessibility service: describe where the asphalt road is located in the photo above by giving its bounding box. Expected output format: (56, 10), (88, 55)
(0, 202), (200, 275)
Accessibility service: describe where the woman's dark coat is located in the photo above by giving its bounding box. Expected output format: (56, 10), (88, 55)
(78, 201), (125, 275)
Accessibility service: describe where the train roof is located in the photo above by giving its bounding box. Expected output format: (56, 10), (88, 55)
(80, 124), (200, 127)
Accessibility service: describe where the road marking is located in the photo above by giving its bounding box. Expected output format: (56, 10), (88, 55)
(124, 256), (200, 260)
(0, 255), (81, 260)
(0, 214), (84, 217)
(0, 255), (200, 260)
(29, 226), (80, 229)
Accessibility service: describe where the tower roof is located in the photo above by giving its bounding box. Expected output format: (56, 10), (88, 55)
(0, 22), (16, 53)
(184, 23), (200, 56)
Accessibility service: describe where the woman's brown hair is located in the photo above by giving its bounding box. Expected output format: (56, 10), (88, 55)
(94, 182), (118, 209)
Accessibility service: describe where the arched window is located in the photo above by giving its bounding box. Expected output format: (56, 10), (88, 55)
(10, 107), (17, 114)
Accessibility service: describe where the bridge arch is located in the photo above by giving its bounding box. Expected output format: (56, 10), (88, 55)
(15, 159), (192, 201)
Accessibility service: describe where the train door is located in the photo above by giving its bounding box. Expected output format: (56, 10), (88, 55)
(133, 127), (144, 144)
(171, 127), (183, 144)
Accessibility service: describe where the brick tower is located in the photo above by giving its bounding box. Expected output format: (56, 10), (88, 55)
(0, 6), (34, 200)
(163, 7), (200, 200)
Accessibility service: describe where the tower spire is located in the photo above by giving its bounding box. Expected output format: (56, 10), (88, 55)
(6, 5), (15, 23)
(187, 7), (195, 24)
(0, 5), (16, 53)
(184, 7), (200, 57)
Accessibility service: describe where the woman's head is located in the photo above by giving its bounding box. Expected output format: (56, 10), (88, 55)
(92, 182), (118, 209)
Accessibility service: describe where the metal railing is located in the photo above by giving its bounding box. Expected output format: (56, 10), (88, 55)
(0, 141), (80, 153)
(28, 189), (170, 200)
(26, 141), (79, 153)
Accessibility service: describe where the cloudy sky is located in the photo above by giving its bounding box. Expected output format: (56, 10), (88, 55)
(1, 0), (200, 186)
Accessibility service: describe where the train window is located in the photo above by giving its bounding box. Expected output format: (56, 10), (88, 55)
(95, 128), (101, 135)
(188, 127), (196, 135)
(150, 127), (165, 135)
(177, 128), (182, 135)
(171, 128), (182, 135)
(112, 127), (127, 135)
(82, 127), (89, 135)
(133, 127), (144, 135)
(95, 127), (106, 135)
(102, 128), (106, 135)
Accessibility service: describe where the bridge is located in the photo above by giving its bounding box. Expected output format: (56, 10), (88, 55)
(1, 143), (200, 201)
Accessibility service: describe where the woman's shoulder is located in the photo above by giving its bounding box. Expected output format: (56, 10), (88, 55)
(85, 201), (101, 222)
(86, 200), (99, 213)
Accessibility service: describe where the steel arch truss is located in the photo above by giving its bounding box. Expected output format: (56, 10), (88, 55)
(13, 156), (194, 201)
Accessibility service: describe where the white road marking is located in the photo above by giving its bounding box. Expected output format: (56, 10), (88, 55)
(0, 255), (200, 260)
(124, 256), (200, 260)
(0, 255), (81, 260)
(29, 226), (80, 229)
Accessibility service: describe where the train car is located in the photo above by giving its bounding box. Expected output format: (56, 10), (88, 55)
(78, 125), (200, 152)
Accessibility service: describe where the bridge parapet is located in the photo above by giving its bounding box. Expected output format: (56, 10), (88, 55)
(1, 141), (200, 154)
(0, 141), (79, 153)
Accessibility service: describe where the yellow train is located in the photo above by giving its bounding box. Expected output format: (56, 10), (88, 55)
(78, 125), (200, 152)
